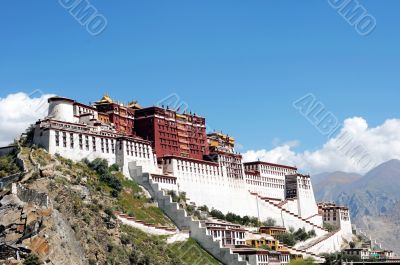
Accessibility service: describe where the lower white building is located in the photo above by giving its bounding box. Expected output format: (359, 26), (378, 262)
(203, 220), (246, 247)
(318, 202), (352, 238)
(232, 249), (282, 265)
(33, 118), (158, 175)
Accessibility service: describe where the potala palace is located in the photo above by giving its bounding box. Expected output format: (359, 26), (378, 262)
(29, 95), (363, 264)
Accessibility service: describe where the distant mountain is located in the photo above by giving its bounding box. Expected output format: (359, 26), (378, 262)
(312, 171), (362, 202)
(313, 159), (400, 253)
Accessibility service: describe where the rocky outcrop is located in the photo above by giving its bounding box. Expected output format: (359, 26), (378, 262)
(0, 182), (86, 264)
(13, 183), (49, 208)
(0, 173), (23, 190)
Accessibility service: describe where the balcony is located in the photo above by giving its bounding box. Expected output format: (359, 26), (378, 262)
(180, 145), (190, 150)
(178, 138), (189, 144)
(178, 131), (189, 137)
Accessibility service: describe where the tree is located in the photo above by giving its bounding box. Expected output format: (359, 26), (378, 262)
(249, 216), (260, 227)
(276, 233), (296, 246)
(308, 229), (316, 238)
(226, 212), (241, 223)
(210, 209), (225, 220)
(242, 215), (251, 226)
(198, 205), (209, 212)
(88, 158), (109, 175)
(100, 172), (122, 193)
(109, 163), (120, 172)
(262, 217), (276, 227)
(349, 241), (356, 248)
(294, 228), (309, 241)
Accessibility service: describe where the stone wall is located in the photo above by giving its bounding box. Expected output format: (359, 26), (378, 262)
(0, 145), (17, 157)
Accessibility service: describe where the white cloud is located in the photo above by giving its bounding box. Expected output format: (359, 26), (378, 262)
(0, 92), (54, 146)
(243, 117), (400, 174)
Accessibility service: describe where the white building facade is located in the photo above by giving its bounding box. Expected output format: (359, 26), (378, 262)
(33, 97), (158, 175)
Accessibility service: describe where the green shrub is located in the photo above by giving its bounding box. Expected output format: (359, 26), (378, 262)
(87, 158), (109, 175)
(262, 217), (277, 227)
(0, 154), (20, 177)
(24, 254), (42, 265)
(198, 205), (209, 212)
(210, 209), (225, 220)
(323, 223), (338, 232)
(276, 232), (296, 246)
(109, 163), (120, 172)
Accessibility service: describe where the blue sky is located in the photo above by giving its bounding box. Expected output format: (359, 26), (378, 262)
(1, 0), (399, 156)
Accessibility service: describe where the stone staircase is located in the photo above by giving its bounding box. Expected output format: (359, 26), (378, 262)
(128, 162), (249, 265)
(294, 229), (345, 255)
(250, 192), (327, 233)
(114, 212), (177, 236)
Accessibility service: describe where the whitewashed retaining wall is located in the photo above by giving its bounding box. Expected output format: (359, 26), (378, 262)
(129, 162), (249, 265)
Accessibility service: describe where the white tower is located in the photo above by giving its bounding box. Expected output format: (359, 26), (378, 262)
(47, 97), (75, 123)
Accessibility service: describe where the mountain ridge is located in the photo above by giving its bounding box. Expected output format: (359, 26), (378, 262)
(312, 159), (400, 253)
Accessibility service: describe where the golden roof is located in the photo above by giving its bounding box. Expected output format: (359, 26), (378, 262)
(176, 113), (187, 119)
(98, 94), (113, 103)
(128, 100), (142, 109)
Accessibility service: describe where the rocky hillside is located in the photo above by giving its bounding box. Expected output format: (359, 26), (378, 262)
(0, 146), (221, 265)
(313, 159), (400, 254)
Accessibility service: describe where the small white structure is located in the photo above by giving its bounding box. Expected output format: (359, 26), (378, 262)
(203, 220), (246, 247)
(318, 202), (352, 239)
(232, 248), (282, 265)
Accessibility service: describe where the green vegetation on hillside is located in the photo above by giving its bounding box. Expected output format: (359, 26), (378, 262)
(323, 223), (338, 232)
(289, 257), (316, 265)
(0, 152), (20, 177)
(169, 238), (222, 265)
(42, 151), (222, 264)
(23, 254), (43, 265)
(276, 227), (316, 246)
(32, 148), (55, 167)
(84, 158), (173, 226)
(322, 252), (361, 264)
(209, 208), (261, 226)
(108, 226), (222, 265)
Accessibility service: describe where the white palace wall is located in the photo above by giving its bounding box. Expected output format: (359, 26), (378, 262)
(282, 199), (299, 216)
(156, 158), (327, 236)
(33, 120), (158, 175)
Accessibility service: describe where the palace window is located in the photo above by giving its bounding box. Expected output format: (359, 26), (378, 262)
(92, 137), (96, 152)
(106, 139), (109, 153)
(70, 133), (74, 148)
(62, 132), (67, 147)
(101, 138), (104, 153)
(79, 134), (83, 150)
(55, 131), (60, 146)
(85, 135), (89, 151)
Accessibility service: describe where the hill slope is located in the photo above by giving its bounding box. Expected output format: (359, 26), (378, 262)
(0, 147), (221, 265)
